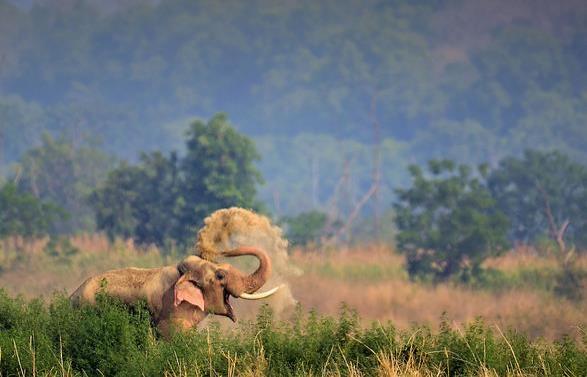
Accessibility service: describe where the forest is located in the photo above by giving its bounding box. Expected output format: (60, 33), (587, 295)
(1, 0), (587, 217)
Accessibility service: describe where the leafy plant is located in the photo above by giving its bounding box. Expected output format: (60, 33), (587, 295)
(0, 182), (64, 238)
(394, 160), (510, 282)
(0, 291), (586, 376)
(16, 133), (115, 234)
(91, 114), (263, 247)
(488, 149), (587, 248)
(283, 211), (329, 247)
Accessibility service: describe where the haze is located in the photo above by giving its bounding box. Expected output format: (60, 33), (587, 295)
(1, 0), (586, 215)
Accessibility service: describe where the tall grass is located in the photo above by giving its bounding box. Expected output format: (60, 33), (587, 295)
(0, 292), (586, 376)
(288, 245), (587, 340)
(0, 236), (586, 340)
(0, 235), (172, 298)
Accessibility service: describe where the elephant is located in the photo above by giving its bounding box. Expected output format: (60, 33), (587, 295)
(70, 246), (280, 335)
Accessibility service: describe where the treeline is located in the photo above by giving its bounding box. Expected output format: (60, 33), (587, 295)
(2, 115), (587, 255)
(1, 0), (587, 215)
(1, 114), (261, 247)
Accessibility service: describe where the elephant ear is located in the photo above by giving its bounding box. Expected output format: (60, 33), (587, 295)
(174, 276), (205, 311)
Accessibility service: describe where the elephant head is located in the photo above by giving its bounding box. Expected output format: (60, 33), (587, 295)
(173, 246), (279, 322)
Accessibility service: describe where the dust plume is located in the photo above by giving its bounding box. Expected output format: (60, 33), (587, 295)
(194, 207), (300, 319)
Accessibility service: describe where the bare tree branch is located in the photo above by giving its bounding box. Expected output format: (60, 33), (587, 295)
(536, 183), (559, 242)
(336, 182), (378, 239)
(556, 219), (570, 255)
(536, 182), (572, 258)
(324, 158), (350, 233)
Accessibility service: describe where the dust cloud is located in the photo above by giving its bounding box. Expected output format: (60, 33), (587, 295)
(194, 207), (300, 320)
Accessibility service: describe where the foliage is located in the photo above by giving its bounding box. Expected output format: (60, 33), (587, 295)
(177, 114), (263, 242)
(394, 160), (510, 282)
(91, 114), (262, 247)
(16, 133), (115, 234)
(91, 153), (181, 245)
(488, 149), (587, 248)
(43, 236), (80, 259)
(0, 95), (44, 171)
(0, 182), (63, 238)
(0, 292), (586, 376)
(1, 1), (587, 224)
(283, 211), (329, 247)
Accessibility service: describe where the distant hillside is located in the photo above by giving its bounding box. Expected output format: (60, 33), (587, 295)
(1, 0), (586, 214)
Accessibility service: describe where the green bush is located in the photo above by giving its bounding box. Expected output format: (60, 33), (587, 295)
(90, 114), (263, 247)
(394, 160), (510, 282)
(468, 267), (561, 293)
(0, 291), (585, 376)
(283, 210), (330, 248)
(0, 182), (65, 238)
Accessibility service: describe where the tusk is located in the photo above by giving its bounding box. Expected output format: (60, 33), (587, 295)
(239, 285), (284, 300)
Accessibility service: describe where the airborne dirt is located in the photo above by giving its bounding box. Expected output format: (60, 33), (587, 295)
(195, 207), (299, 322)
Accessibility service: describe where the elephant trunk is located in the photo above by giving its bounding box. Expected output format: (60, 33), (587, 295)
(222, 246), (272, 294)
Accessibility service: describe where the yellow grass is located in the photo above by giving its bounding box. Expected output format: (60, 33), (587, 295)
(0, 235), (169, 298)
(288, 244), (587, 340)
(0, 236), (585, 341)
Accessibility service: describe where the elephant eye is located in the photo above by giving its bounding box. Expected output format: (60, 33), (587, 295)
(215, 271), (226, 281)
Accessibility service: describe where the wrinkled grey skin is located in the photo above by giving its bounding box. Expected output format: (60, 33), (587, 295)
(70, 246), (271, 335)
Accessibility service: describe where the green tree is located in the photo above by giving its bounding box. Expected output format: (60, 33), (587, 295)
(17, 134), (115, 234)
(90, 152), (181, 245)
(394, 160), (509, 282)
(488, 149), (587, 248)
(177, 114), (263, 243)
(91, 114), (263, 247)
(283, 211), (328, 248)
(0, 182), (63, 238)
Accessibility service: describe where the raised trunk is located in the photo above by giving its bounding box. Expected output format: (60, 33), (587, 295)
(222, 246), (272, 294)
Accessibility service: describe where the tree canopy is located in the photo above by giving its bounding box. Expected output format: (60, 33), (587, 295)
(1, 1), (586, 157)
(0, 182), (63, 238)
(16, 134), (115, 233)
(488, 149), (587, 248)
(1, 0), (587, 246)
(90, 114), (262, 246)
(394, 160), (510, 281)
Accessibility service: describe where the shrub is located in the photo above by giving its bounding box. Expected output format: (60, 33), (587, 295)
(91, 114), (263, 247)
(394, 160), (510, 282)
(0, 290), (585, 376)
(283, 211), (329, 247)
(488, 149), (587, 248)
(0, 182), (64, 238)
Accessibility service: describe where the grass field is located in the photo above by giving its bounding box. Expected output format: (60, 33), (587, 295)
(0, 236), (586, 375)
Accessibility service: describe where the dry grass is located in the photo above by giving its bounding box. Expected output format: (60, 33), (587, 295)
(287, 244), (587, 340)
(290, 273), (586, 339)
(0, 235), (169, 298)
(483, 244), (587, 272)
(0, 236), (585, 341)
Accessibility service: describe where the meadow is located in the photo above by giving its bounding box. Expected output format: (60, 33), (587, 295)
(0, 236), (586, 376)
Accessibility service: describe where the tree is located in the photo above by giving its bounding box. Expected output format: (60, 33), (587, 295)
(0, 182), (63, 238)
(488, 149), (587, 248)
(91, 114), (263, 247)
(283, 211), (328, 248)
(177, 114), (263, 243)
(394, 160), (509, 282)
(90, 152), (181, 246)
(17, 134), (115, 234)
